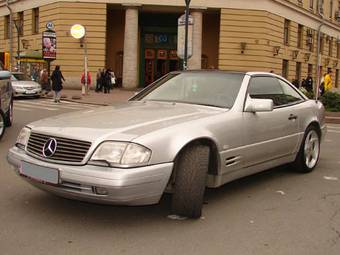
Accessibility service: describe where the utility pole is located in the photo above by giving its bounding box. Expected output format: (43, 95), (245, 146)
(14, 19), (23, 71)
(183, 0), (191, 70)
(5, 0), (14, 71)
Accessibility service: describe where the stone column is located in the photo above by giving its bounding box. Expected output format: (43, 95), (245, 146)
(188, 10), (203, 70)
(122, 6), (139, 89)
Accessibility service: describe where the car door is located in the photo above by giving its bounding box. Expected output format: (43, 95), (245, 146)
(241, 76), (304, 168)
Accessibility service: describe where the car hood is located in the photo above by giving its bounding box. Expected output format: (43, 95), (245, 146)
(12, 80), (40, 88)
(28, 101), (225, 143)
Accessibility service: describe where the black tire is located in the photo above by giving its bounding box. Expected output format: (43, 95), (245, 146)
(4, 101), (13, 127)
(0, 109), (6, 141)
(171, 145), (210, 219)
(291, 126), (320, 173)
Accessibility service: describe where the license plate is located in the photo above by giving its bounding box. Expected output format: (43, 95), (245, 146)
(25, 90), (36, 94)
(20, 161), (59, 184)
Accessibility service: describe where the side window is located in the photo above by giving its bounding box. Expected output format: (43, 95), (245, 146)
(248, 77), (303, 107)
(277, 79), (304, 104)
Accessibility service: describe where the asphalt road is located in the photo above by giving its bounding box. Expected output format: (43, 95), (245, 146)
(1, 98), (340, 255)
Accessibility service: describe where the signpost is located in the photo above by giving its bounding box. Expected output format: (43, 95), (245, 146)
(177, 0), (192, 70)
(70, 24), (88, 95)
(42, 22), (56, 86)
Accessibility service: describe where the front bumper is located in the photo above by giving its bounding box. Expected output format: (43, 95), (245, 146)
(7, 146), (173, 206)
(13, 89), (41, 97)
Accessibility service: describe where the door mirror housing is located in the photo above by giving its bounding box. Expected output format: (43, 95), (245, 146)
(245, 97), (274, 112)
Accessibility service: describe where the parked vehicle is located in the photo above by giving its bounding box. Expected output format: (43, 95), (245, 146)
(11, 72), (42, 98)
(8, 71), (326, 218)
(0, 70), (13, 140)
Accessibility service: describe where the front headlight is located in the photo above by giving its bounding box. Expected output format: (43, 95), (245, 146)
(16, 127), (31, 149)
(90, 142), (151, 167)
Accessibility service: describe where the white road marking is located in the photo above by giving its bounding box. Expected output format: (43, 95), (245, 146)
(13, 103), (58, 111)
(14, 99), (96, 112)
(328, 130), (340, 134)
(327, 125), (340, 130)
(323, 176), (339, 181)
(13, 106), (31, 112)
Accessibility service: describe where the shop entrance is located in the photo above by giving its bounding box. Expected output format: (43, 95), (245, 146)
(140, 12), (181, 87)
(144, 49), (179, 85)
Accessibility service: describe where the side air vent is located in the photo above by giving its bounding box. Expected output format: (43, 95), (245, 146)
(225, 156), (242, 167)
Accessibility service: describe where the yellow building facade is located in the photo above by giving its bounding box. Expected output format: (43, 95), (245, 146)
(0, 0), (340, 89)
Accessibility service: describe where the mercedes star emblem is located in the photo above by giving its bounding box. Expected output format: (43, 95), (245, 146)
(42, 138), (57, 158)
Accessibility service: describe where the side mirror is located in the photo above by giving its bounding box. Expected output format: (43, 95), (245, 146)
(245, 97), (274, 112)
(0, 71), (12, 80)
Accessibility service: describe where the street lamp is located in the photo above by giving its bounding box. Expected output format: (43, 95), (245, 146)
(183, 0), (191, 70)
(13, 19), (23, 71)
(70, 24), (88, 95)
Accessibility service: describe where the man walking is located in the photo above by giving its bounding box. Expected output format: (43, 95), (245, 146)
(324, 70), (333, 93)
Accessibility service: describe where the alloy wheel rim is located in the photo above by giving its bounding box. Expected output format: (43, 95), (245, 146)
(304, 130), (320, 169)
(0, 113), (4, 135)
(9, 104), (13, 124)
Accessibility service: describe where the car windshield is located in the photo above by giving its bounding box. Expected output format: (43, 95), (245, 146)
(12, 73), (30, 81)
(132, 72), (245, 108)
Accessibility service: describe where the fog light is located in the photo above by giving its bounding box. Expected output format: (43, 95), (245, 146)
(93, 186), (108, 195)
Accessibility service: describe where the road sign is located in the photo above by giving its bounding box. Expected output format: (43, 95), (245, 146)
(177, 14), (194, 60)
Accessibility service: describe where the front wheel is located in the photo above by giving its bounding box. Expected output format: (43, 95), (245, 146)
(292, 126), (320, 173)
(0, 110), (6, 141)
(171, 145), (210, 219)
(5, 101), (13, 127)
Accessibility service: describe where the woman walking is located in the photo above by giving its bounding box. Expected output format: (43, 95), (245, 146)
(51, 65), (65, 103)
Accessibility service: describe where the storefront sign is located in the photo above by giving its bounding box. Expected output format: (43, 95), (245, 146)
(42, 23), (56, 60)
(177, 14), (193, 59)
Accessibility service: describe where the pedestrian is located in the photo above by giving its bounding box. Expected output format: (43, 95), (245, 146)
(303, 73), (313, 93)
(103, 69), (112, 94)
(319, 73), (326, 96)
(51, 65), (65, 103)
(81, 70), (92, 94)
(32, 67), (39, 81)
(324, 69), (333, 93)
(109, 69), (116, 88)
(95, 68), (102, 92)
(40, 69), (49, 95)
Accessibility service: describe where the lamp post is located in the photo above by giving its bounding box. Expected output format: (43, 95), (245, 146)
(183, 0), (191, 70)
(70, 24), (88, 95)
(316, 23), (325, 100)
(13, 19), (23, 71)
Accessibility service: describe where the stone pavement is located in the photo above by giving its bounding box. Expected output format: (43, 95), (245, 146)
(51, 88), (340, 124)
(58, 88), (137, 105)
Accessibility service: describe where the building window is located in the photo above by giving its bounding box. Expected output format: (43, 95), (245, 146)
(306, 29), (314, 52)
(337, 42), (340, 59)
(329, 38), (333, 57)
(4, 15), (10, 39)
(309, 0), (314, 9)
(308, 64), (313, 75)
(336, 69), (339, 88)
(18, 12), (24, 36)
(330, 0), (333, 19)
(320, 35), (324, 54)
(297, 24), (303, 49)
(32, 8), (39, 34)
(284, 19), (290, 46)
(282, 59), (289, 79)
(296, 62), (302, 85)
(318, 0), (324, 14)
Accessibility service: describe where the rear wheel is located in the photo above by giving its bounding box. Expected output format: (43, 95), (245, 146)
(0, 110), (6, 140)
(292, 126), (320, 173)
(171, 145), (210, 219)
(4, 101), (13, 127)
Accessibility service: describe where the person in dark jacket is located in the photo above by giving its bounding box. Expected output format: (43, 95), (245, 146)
(51, 65), (65, 103)
(103, 69), (112, 94)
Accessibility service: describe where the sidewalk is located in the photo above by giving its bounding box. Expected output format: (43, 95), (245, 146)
(58, 88), (137, 105)
(56, 88), (340, 124)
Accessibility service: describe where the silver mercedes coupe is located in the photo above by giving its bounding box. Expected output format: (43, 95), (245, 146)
(7, 71), (326, 218)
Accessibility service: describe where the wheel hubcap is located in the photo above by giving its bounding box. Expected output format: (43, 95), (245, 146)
(304, 130), (320, 169)
(0, 113), (4, 135)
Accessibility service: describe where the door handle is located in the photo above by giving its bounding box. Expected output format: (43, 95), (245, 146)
(288, 114), (298, 120)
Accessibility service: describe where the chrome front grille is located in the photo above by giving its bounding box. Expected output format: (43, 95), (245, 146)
(27, 132), (92, 163)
